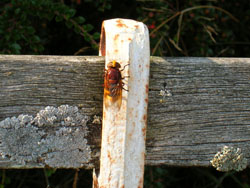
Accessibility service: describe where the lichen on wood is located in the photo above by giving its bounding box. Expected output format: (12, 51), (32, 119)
(1, 55), (250, 168)
(210, 146), (247, 172)
(0, 105), (92, 168)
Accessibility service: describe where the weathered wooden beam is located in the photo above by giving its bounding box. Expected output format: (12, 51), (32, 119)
(0, 55), (250, 169)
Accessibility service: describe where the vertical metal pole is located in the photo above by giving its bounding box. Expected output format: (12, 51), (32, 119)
(98, 18), (150, 188)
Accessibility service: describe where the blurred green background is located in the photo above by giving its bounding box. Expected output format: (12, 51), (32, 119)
(0, 0), (250, 187)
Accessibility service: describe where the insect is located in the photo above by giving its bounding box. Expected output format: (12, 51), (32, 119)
(104, 60), (128, 109)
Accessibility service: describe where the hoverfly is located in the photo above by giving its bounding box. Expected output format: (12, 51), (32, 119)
(104, 60), (128, 109)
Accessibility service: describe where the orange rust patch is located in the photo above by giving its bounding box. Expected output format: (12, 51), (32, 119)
(134, 25), (139, 29)
(142, 127), (146, 137)
(128, 37), (132, 41)
(114, 49), (118, 53)
(100, 23), (106, 56)
(116, 19), (127, 28)
(107, 151), (115, 164)
(92, 172), (99, 188)
(119, 137), (123, 143)
(107, 151), (111, 159)
(143, 114), (147, 121)
(114, 34), (119, 41)
(145, 98), (148, 103)
(145, 84), (149, 94)
(128, 132), (133, 139)
(138, 177), (143, 188)
(141, 151), (145, 159)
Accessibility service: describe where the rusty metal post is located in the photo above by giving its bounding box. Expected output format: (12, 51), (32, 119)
(96, 18), (150, 188)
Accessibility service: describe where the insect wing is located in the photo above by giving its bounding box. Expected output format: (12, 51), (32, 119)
(104, 71), (122, 109)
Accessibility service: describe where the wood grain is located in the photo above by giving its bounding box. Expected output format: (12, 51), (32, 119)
(0, 55), (250, 168)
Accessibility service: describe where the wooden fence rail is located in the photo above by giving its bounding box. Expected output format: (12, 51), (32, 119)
(0, 55), (250, 169)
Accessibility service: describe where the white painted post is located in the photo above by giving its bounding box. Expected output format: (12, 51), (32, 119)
(97, 18), (150, 188)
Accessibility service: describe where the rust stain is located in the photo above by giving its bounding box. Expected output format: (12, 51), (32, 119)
(134, 25), (139, 29)
(99, 23), (106, 56)
(138, 177), (143, 188)
(114, 49), (118, 53)
(128, 132), (133, 139)
(107, 151), (111, 160)
(116, 19), (128, 28)
(140, 161), (145, 173)
(121, 185), (124, 188)
(107, 151), (115, 164)
(128, 37), (132, 41)
(142, 127), (146, 137)
(143, 114), (147, 121)
(121, 40), (124, 42)
(119, 137), (123, 143)
(92, 170), (99, 188)
(114, 34), (119, 41)
(144, 98), (148, 103)
(145, 84), (149, 94)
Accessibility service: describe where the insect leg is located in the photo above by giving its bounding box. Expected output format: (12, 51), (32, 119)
(122, 76), (130, 79)
(103, 69), (108, 78)
(120, 64), (130, 71)
(121, 82), (129, 92)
